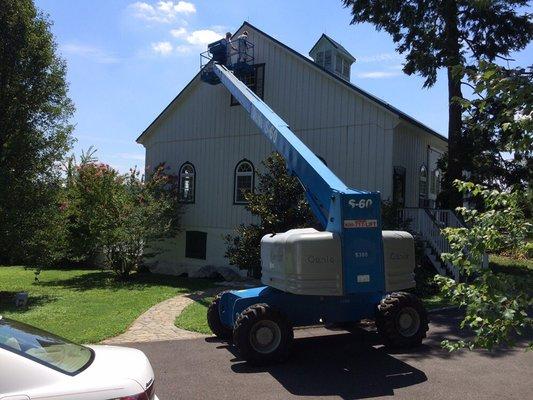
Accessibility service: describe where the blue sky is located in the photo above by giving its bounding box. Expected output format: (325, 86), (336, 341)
(36, 0), (532, 172)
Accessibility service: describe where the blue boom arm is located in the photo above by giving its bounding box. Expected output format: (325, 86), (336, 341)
(214, 64), (364, 228)
(212, 63), (385, 294)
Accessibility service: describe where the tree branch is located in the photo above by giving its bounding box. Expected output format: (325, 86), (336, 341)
(461, 81), (486, 100)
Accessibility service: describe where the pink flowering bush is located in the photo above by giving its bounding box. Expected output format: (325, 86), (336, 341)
(65, 150), (182, 278)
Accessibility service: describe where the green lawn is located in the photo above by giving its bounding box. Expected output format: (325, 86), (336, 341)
(175, 296), (214, 334)
(490, 254), (533, 275)
(0, 266), (211, 343)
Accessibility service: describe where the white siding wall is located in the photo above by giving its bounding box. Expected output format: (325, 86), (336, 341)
(392, 122), (447, 208)
(141, 26), (434, 274)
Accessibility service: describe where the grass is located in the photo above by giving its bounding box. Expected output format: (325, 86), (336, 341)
(490, 254), (533, 275)
(0, 266), (211, 343)
(175, 296), (214, 334)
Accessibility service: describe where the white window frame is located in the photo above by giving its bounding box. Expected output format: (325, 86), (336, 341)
(234, 160), (254, 204)
(179, 162), (195, 203)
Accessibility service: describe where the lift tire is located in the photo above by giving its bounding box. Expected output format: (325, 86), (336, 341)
(376, 292), (429, 348)
(233, 303), (293, 365)
(207, 290), (233, 340)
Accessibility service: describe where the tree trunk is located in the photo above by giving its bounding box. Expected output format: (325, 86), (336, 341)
(442, 0), (464, 208)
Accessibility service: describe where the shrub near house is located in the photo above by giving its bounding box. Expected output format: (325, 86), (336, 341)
(64, 151), (182, 278)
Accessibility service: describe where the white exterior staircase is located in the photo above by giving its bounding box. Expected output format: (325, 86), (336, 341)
(399, 208), (463, 280)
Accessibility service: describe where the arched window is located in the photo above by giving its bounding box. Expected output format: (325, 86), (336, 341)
(419, 164), (428, 202)
(179, 162), (195, 203)
(234, 160), (254, 204)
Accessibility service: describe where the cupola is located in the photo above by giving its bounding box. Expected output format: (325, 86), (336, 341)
(309, 34), (356, 82)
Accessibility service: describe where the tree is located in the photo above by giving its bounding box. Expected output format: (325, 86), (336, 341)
(225, 152), (317, 277)
(341, 0), (532, 206)
(65, 151), (183, 278)
(0, 0), (74, 267)
(458, 62), (532, 195)
(436, 181), (531, 351)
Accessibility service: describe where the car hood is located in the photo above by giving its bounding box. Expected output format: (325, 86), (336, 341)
(83, 345), (154, 391)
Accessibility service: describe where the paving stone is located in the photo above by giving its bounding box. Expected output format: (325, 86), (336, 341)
(101, 287), (224, 344)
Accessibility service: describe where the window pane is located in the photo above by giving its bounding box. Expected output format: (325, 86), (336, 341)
(324, 50), (332, 69)
(231, 64), (264, 106)
(316, 51), (324, 66)
(236, 175), (252, 202)
(237, 162), (252, 172)
(342, 59), (350, 78)
(179, 164), (195, 202)
(335, 54), (342, 74)
(185, 231), (207, 259)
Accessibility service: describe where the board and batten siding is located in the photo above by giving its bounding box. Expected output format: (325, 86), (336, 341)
(140, 25), (441, 273)
(392, 122), (447, 208)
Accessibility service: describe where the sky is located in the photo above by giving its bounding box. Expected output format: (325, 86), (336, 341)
(35, 0), (532, 173)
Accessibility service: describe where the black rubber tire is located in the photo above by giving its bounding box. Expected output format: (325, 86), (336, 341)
(233, 303), (293, 365)
(376, 292), (429, 348)
(207, 290), (233, 340)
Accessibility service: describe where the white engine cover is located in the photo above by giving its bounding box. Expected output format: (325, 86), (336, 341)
(260, 228), (416, 296)
(382, 231), (416, 292)
(261, 228), (343, 296)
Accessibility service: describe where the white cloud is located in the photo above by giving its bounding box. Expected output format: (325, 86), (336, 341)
(129, 1), (196, 24)
(185, 29), (223, 46)
(357, 52), (403, 63)
(61, 43), (120, 64)
(151, 41), (173, 55)
(175, 44), (192, 54)
(356, 71), (402, 79)
(170, 27), (187, 38)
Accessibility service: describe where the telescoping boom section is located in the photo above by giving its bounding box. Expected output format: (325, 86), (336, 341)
(211, 63), (385, 296)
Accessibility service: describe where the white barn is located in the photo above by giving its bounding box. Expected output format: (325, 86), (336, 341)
(137, 22), (449, 276)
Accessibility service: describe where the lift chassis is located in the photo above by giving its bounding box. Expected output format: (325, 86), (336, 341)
(201, 40), (428, 364)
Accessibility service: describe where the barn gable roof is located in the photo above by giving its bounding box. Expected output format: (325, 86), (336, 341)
(137, 21), (446, 144)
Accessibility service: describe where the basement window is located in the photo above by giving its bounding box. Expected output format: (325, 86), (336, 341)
(230, 64), (265, 106)
(185, 231), (207, 260)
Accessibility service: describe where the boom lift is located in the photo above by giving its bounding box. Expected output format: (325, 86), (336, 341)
(200, 39), (428, 364)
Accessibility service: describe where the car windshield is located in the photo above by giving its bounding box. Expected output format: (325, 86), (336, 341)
(0, 317), (93, 375)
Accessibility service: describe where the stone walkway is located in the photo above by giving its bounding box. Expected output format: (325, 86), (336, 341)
(102, 287), (222, 344)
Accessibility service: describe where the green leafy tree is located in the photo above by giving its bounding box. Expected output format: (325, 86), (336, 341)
(341, 0), (532, 206)
(458, 62), (532, 195)
(0, 0), (74, 267)
(225, 152), (317, 278)
(435, 181), (532, 351)
(66, 151), (183, 278)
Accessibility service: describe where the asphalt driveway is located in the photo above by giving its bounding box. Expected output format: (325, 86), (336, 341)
(128, 309), (532, 400)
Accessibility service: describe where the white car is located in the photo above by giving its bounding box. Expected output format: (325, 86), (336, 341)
(0, 316), (158, 400)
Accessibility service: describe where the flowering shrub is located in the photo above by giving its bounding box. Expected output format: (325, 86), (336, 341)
(65, 151), (182, 278)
